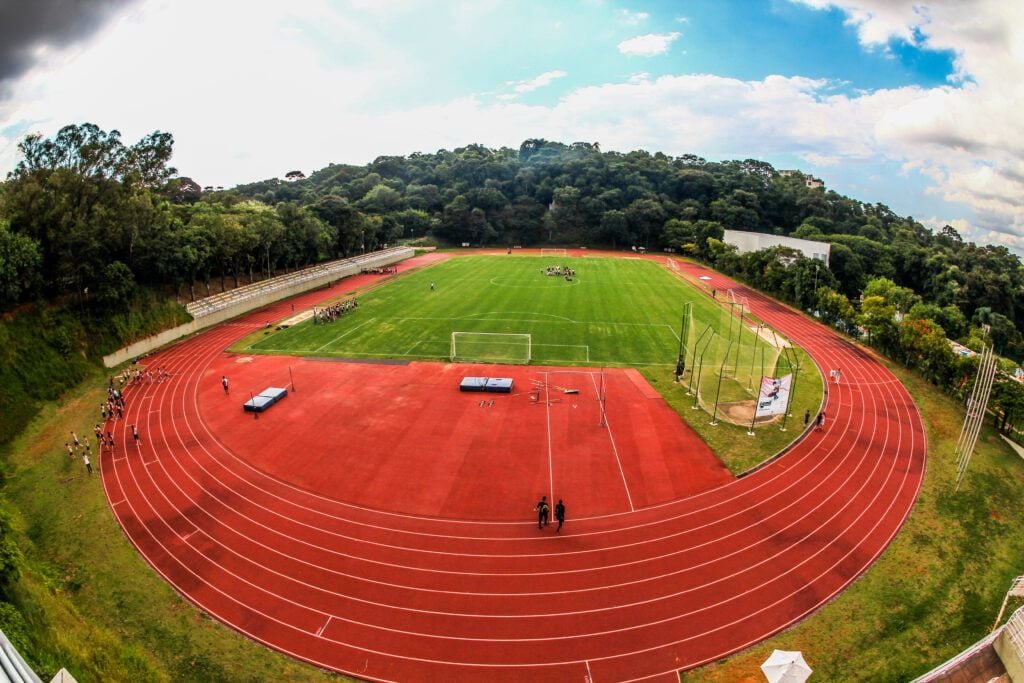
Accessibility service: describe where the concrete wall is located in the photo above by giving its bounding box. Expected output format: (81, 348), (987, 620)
(102, 247), (414, 368)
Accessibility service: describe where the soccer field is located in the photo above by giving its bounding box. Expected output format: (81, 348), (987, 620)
(245, 255), (781, 374)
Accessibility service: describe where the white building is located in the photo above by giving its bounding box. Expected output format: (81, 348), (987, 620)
(723, 230), (831, 267)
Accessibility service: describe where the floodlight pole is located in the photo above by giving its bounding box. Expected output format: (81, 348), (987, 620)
(710, 340), (732, 426)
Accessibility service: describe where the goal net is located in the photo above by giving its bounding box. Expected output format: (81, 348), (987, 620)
(450, 332), (532, 364)
(540, 248), (567, 257)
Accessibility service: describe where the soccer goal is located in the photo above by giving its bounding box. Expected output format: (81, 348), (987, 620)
(540, 248), (567, 257)
(450, 332), (532, 364)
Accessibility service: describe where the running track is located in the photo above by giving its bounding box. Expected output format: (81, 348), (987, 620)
(101, 255), (926, 682)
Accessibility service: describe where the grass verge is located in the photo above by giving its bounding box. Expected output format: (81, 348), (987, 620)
(679, 353), (1024, 682)
(1, 367), (345, 682)
(642, 343), (825, 475)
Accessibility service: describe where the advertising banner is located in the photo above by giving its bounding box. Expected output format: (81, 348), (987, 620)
(755, 374), (792, 418)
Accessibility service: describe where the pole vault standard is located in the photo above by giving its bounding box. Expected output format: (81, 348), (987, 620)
(955, 344), (997, 491)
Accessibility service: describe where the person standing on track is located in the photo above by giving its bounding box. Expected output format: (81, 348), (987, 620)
(555, 499), (565, 533)
(222, 375), (229, 394)
(535, 496), (549, 529)
(815, 411), (826, 431)
(131, 424), (141, 446)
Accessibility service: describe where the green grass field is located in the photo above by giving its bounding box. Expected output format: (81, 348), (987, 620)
(241, 256), (785, 398)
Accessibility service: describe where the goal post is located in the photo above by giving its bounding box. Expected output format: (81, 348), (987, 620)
(540, 248), (567, 257)
(450, 332), (532, 364)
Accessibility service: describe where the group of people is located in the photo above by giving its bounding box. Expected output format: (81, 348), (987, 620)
(828, 368), (843, 384)
(542, 265), (576, 281)
(804, 409), (827, 431)
(117, 365), (171, 387)
(312, 298), (358, 324)
(534, 496), (567, 532)
(65, 431), (95, 475)
(102, 381), (127, 421)
(361, 265), (397, 275)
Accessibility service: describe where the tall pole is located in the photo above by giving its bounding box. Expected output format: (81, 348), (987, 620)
(748, 323), (763, 390)
(710, 340), (732, 426)
(677, 302), (691, 364)
(733, 302), (744, 372)
(813, 263), (819, 310)
(749, 375), (763, 436)
(289, 366), (295, 392)
(692, 332), (717, 410)
(688, 325), (713, 395)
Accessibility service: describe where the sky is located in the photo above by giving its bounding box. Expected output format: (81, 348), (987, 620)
(0, 0), (1022, 253)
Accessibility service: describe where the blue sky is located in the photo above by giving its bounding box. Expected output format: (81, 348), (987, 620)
(0, 0), (1021, 252)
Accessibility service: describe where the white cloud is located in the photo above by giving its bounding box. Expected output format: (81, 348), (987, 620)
(2, 0), (1024, 253)
(788, 0), (1024, 248)
(616, 9), (650, 25)
(800, 152), (842, 166)
(617, 32), (680, 56)
(510, 70), (568, 94)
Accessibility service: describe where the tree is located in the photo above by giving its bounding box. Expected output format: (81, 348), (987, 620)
(0, 221), (42, 306)
(858, 295), (899, 351)
(816, 287), (856, 331)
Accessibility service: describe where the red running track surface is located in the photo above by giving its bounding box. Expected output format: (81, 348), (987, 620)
(101, 254), (926, 682)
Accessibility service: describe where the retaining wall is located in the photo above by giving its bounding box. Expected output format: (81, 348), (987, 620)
(102, 247), (413, 368)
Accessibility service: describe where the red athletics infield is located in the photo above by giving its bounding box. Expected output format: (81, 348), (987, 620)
(102, 251), (927, 682)
(201, 357), (733, 519)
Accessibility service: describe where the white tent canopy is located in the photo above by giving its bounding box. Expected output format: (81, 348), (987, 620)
(761, 650), (812, 683)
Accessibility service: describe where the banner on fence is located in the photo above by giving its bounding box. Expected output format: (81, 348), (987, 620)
(755, 374), (792, 418)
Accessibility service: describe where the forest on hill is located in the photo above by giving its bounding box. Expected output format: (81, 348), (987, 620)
(3, 124), (1024, 436)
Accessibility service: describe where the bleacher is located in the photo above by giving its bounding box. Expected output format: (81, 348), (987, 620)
(185, 247), (411, 319)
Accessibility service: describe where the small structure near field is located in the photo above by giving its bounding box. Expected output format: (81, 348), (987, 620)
(459, 377), (514, 393)
(244, 387), (288, 413)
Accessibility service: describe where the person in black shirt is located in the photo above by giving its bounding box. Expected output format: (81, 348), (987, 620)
(554, 500), (565, 532)
(535, 496), (549, 529)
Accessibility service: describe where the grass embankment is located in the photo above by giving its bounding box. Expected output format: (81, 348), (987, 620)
(2, 370), (343, 682)
(680, 355), (1024, 682)
(0, 293), (190, 446)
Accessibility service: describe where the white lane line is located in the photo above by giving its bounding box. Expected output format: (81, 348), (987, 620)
(316, 615), (332, 637)
(590, 373), (634, 512)
(313, 317), (377, 353)
(545, 373), (555, 505)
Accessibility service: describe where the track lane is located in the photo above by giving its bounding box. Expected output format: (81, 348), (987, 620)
(101, 254), (926, 681)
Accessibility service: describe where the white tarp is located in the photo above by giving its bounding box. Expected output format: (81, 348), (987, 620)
(755, 374), (792, 418)
(761, 649), (812, 683)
